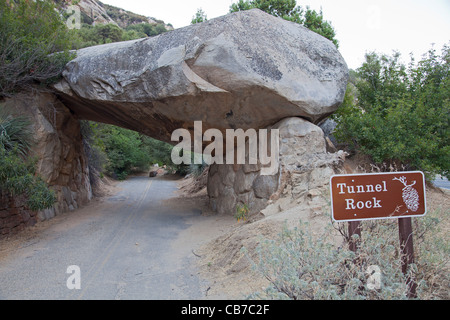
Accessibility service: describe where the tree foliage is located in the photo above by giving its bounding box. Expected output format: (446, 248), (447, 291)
(248, 214), (449, 299)
(0, 0), (74, 97)
(333, 45), (450, 179)
(102, 126), (151, 180)
(80, 122), (182, 180)
(0, 105), (33, 157)
(303, 7), (337, 47)
(229, 0), (338, 47)
(230, 0), (301, 22)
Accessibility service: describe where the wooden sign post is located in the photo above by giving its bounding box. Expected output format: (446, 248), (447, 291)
(347, 220), (361, 253)
(398, 217), (418, 298)
(330, 171), (427, 298)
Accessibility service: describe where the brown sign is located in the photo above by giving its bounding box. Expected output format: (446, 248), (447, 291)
(330, 171), (426, 222)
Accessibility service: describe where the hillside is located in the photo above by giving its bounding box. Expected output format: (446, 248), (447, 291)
(54, 0), (173, 30)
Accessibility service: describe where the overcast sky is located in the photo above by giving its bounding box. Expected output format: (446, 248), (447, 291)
(100, 0), (450, 69)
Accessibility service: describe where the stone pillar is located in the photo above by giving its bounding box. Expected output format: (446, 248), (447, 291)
(207, 162), (279, 215)
(207, 117), (345, 216)
(2, 91), (92, 223)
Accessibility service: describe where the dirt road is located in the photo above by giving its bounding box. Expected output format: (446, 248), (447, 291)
(0, 174), (235, 300)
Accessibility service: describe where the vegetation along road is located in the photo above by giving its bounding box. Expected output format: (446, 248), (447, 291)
(0, 175), (211, 300)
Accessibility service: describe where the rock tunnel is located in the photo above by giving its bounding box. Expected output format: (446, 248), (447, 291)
(53, 9), (348, 216)
(2, 9), (348, 232)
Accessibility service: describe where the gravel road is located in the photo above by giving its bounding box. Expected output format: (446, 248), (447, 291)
(0, 175), (211, 300)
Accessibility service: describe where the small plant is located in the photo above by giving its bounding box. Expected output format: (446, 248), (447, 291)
(235, 203), (249, 222)
(0, 147), (56, 211)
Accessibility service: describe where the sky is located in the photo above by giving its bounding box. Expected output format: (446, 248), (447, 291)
(100, 0), (450, 70)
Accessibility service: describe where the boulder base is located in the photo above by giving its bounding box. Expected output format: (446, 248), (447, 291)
(207, 117), (345, 215)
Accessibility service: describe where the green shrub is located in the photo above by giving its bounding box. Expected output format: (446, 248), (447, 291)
(188, 162), (208, 177)
(235, 203), (249, 222)
(333, 46), (449, 180)
(72, 22), (168, 49)
(247, 221), (405, 299)
(0, 104), (56, 211)
(80, 121), (189, 180)
(191, 8), (207, 24)
(0, 148), (56, 211)
(246, 215), (448, 300)
(142, 135), (189, 174)
(230, 0), (338, 47)
(101, 126), (151, 179)
(0, 104), (33, 156)
(0, 0), (74, 97)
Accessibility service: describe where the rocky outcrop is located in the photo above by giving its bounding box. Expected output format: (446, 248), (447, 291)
(207, 117), (346, 216)
(53, 9), (348, 145)
(74, 0), (117, 25)
(59, 0), (173, 30)
(262, 117), (346, 217)
(0, 91), (92, 237)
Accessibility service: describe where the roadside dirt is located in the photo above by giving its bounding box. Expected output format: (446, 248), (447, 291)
(0, 176), (120, 261)
(1, 164), (448, 300)
(174, 164), (450, 299)
(173, 169), (335, 299)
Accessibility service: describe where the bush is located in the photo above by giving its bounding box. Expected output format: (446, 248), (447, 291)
(80, 121), (108, 188)
(230, 0), (338, 47)
(142, 135), (191, 174)
(0, 148), (55, 211)
(125, 23), (167, 38)
(333, 46), (449, 180)
(0, 0), (74, 97)
(72, 22), (168, 49)
(101, 126), (151, 179)
(247, 215), (449, 300)
(80, 121), (189, 180)
(0, 104), (33, 156)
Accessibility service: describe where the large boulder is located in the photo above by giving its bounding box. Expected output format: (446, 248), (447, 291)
(53, 9), (348, 144)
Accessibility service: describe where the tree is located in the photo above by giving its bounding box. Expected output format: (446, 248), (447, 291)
(332, 45), (450, 180)
(230, 0), (302, 23)
(0, 0), (74, 97)
(72, 22), (168, 49)
(191, 8), (208, 24)
(303, 7), (338, 48)
(229, 0), (338, 47)
(94, 24), (124, 43)
(95, 125), (151, 180)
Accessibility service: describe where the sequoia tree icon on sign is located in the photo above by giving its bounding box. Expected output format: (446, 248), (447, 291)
(392, 176), (420, 212)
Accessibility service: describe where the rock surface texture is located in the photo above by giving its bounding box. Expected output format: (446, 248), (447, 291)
(207, 117), (346, 216)
(0, 92), (92, 237)
(53, 9), (348, 144)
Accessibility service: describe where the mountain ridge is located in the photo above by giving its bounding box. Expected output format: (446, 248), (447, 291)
(55, 0), (173, 30)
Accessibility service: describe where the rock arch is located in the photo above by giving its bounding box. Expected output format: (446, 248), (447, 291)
(1, 9), (348, 235)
